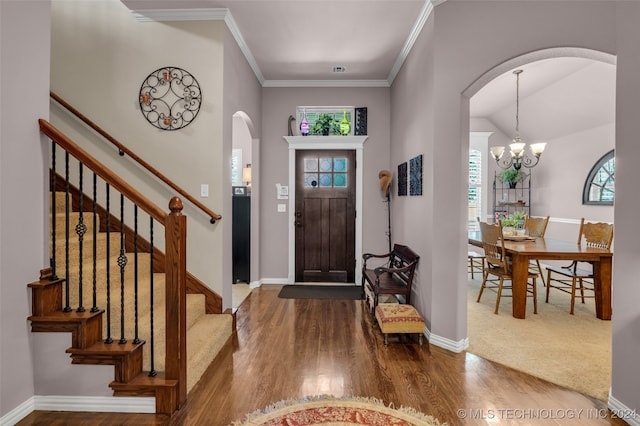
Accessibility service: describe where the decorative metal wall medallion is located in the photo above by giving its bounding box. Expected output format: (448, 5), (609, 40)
(139, 67), (202, 131)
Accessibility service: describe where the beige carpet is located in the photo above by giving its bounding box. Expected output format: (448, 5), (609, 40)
(233, 283), (252, 309)
(467, 276), (611, 401)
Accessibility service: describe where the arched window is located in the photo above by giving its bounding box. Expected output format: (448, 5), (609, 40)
(583, 150), (614, 205)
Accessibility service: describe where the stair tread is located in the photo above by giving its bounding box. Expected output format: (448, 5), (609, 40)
(28, 309), (104, 322)
(67, 340), (144, 355)
(110, 371), (177, 389)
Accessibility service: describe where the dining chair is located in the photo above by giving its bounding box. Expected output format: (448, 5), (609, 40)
(468, 216), (485, 280)
(468, 251), (485, 279)
(524, 215), (550, 286)
(477, 222), (538, 314)
(545, 218), (614, 314)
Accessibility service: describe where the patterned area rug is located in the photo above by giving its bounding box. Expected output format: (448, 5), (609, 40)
(230, 395), (444, 425)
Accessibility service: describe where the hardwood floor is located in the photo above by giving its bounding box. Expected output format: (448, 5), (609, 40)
(18, 285), (627, 425)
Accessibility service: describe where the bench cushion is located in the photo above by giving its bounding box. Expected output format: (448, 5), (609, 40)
(375, 304), (424, 334)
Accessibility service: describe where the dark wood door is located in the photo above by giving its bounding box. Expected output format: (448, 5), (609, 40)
(295, 150), (356, 282)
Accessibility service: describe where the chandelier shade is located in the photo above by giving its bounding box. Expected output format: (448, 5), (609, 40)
(490, 69), (546, 170)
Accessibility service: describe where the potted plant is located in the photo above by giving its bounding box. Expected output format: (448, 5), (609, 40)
(498, 168), (527, 188)
(512, 211), (526, 228)
(500, 217), (519, 236)
(310, 114), (337, 136)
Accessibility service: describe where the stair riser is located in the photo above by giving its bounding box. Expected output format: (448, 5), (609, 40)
(51, 212), (98, 239)
(55, 253), (153, 278)
(51, 233), (120, 263)
(62, 273), (163, 313)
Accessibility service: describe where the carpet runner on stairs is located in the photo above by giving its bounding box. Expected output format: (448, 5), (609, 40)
(50, 191), (232, 393)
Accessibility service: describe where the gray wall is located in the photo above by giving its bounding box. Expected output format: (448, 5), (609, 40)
(259, 88), (391, 280)
(223, 25), (262, 302)
(50, 0), (227, 305)
(0, 0), (50, 417)
(391, 0), (639, 413)
(3, 0), (639, 419)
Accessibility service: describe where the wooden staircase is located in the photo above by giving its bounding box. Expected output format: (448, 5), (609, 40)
(27, 181), (233, 414)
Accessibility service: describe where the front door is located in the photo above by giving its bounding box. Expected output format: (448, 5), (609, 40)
(295, 150), (356, 282)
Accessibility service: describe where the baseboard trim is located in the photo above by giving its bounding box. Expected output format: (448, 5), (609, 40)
(33, 395), (155, 413)
(425, 327), (469, 353)
(1, 395), (157, 424)
(1, 397), (34, 426)
(608, 394), (640, 425)
(259, 278), (289, 285)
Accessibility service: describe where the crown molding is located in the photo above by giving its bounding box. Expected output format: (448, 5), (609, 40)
(387, 0), (435, 85)
(222, 9), (265, 84)
(127, 1), (445, 88)
(263, 79), (390, 88)
(128, 7), (265, 84)
(129, 7), (227, 22)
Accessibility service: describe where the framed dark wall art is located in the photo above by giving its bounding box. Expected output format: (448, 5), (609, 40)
(397, 162), (408, 196)
(409, 154), (423, 196)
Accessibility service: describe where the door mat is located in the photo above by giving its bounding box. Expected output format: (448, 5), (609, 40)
(278, 285), (363, 300)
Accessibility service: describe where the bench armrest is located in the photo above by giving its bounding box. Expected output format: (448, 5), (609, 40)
(363, 252), (391, 268)
(374, 261), (417, 276)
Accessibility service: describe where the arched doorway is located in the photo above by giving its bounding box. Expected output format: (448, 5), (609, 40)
(231, 111), (259, 305)
(463, 48), (616, 400)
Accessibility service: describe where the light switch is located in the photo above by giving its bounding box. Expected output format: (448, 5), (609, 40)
(277, 204), (286, 212)
(200, 184), (209, 197)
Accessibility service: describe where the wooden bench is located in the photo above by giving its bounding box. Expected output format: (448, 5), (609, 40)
(361, 244), (420, 313)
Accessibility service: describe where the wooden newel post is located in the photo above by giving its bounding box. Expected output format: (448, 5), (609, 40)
(164, 197), (187, 408)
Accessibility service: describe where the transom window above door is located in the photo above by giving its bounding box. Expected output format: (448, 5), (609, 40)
(304, 156), (348, 188)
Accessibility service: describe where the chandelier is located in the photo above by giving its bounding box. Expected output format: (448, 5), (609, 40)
(490, 69), (546, 170)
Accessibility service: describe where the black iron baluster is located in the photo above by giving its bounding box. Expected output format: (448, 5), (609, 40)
(105, 183), (113, 344)
(50, 142), (58, 280)
(118, 194), (128, 345)
(148, 217), (156, 377)
(91, 173), (99, 313)
(76, 164), (87, 313)
(63, 152), (71, 313)
(133, 206), (141, 344)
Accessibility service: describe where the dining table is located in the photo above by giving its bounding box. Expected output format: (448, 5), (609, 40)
(468, 231), (613, 320)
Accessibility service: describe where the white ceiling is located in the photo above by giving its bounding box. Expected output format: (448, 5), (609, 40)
(472, 57), (616, 142)
(121, 0), (616, 141)
(122, 0), (430, 85)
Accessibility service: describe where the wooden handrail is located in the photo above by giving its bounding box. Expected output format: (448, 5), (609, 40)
(50, 92), (222, 223)
(40, 119), (167, 223)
